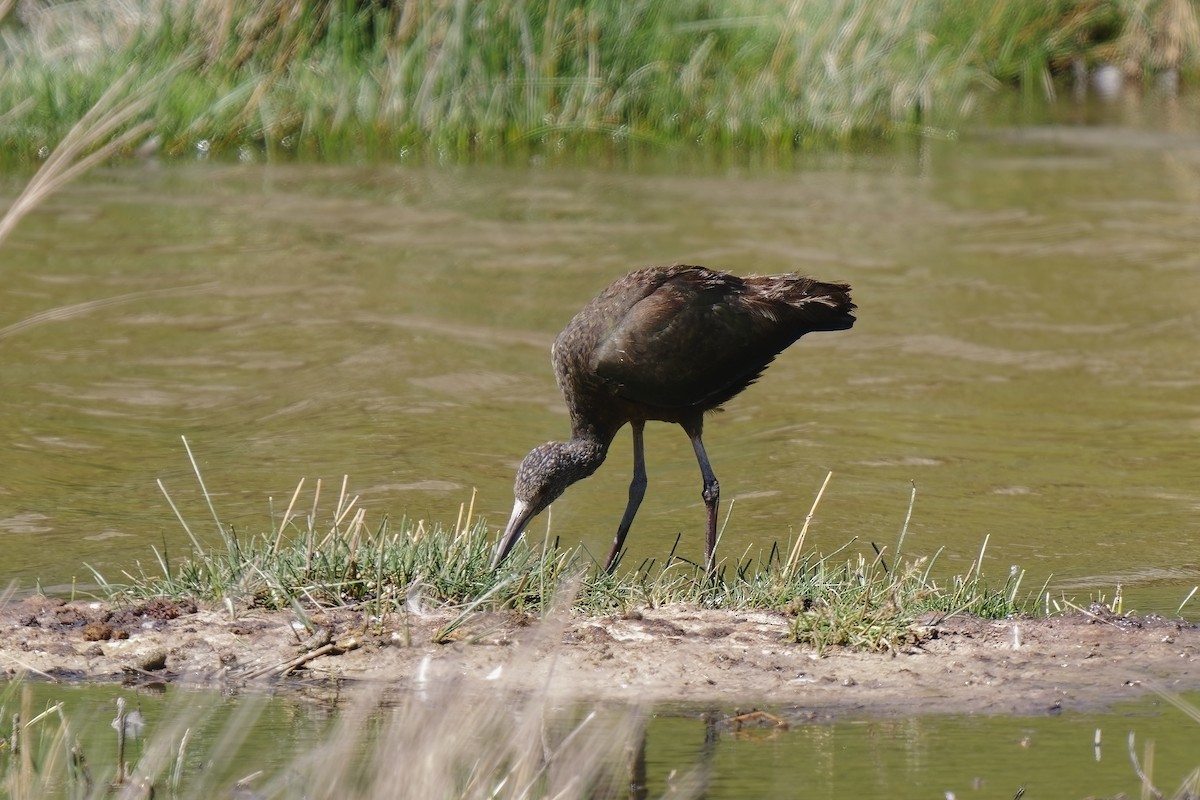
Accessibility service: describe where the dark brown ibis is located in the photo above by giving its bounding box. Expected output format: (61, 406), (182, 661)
(491, 264), (855, 574)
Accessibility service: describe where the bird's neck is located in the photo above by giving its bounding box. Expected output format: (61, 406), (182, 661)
(567, 397), (625, 448)
(563, 427), (610, 476)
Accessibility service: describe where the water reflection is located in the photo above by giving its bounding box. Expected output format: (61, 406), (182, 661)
(7, 680), (1197, 798)
(1, 99), (1198, 614)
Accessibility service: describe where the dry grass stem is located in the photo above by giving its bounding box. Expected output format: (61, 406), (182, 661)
(785, 471), (832, 574)
(0, 65), (163, 247)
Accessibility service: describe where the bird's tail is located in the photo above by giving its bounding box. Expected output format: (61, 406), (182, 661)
(752, 276), (855, 332)
(798, 280), (855, 331)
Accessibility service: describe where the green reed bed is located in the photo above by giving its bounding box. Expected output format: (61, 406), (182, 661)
(2, 0), (1197, 163)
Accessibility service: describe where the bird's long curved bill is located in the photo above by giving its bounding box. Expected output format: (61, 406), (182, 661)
(490, 499), (536, 568)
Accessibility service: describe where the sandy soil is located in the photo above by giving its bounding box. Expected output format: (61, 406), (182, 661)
(2, 596), (1198, 718)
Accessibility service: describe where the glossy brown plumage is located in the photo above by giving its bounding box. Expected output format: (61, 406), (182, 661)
(492, 264), (855, 574)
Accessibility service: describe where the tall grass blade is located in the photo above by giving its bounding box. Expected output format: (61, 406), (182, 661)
(157, 478), (205, 554)
(181, 435), (224, 541)
(896, 480), (917, 558)
(786, 471), (832, 574)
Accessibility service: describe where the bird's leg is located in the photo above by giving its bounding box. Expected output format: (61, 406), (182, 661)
(683, 419), (720, 576)
(604, 420), (647, 573)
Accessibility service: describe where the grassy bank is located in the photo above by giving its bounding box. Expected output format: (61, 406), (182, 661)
(86, 468), (1029, 654)
(1, 0), (1197, 163)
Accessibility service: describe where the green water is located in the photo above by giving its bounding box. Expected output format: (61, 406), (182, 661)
(4, 681), (1198, 798)
(2, 95), (1198, 614)
(646, 699), (1200, 798)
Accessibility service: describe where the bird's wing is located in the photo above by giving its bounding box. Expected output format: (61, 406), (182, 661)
(590, 275), (785, 410)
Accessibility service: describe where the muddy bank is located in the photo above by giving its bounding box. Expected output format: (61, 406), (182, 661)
(3, 596), (1197, 718)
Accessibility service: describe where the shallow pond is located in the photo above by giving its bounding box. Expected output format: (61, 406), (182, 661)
(3, 88), (1200, 798)
(2, 93), (1198, 616)
(5, 680), (1199, 798)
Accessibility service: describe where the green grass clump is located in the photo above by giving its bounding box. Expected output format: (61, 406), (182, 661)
(89, 459), (1027, 655)
(2, 0), (1197, 164)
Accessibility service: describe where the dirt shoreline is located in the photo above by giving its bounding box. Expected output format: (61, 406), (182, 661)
(3, 596), (1198, 718)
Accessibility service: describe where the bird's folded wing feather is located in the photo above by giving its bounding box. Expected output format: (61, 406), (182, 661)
(590, 279), (789, 410)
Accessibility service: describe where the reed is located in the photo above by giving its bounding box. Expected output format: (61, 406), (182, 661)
(2, 0), (1196, 163)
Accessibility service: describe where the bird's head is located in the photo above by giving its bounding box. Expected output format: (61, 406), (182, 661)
(490, 438), (606, 568)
